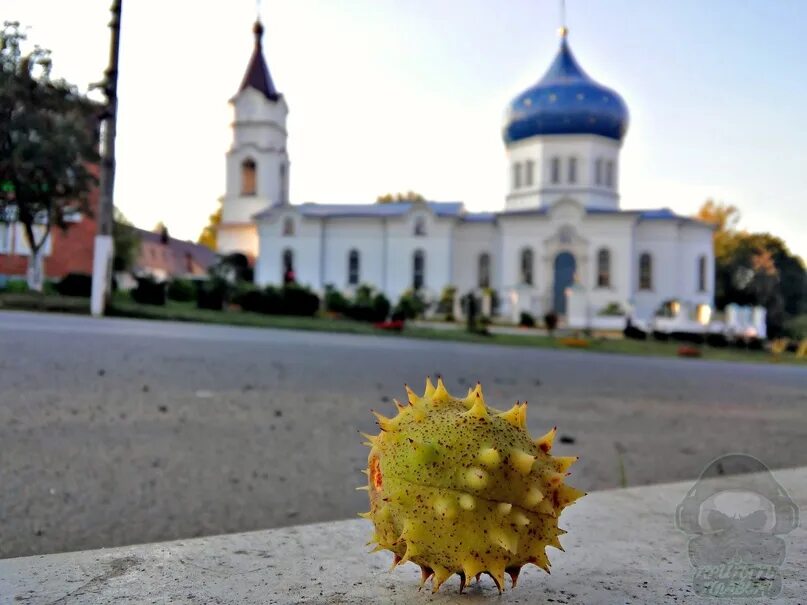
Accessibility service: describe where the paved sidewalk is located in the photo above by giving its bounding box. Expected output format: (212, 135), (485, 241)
(2, 467), (804, 604)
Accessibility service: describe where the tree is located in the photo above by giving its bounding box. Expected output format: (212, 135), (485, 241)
(695, 200), (806, 337)
(198, 204), (221, 250)
(376, 191), (425, 204)
(0, 22), (99, 290)
(112, 207), (140, 273)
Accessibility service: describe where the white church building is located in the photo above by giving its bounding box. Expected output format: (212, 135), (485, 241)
(218, 21), (714, 323)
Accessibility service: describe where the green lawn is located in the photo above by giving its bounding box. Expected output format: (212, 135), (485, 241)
(2, 292), (805, 366)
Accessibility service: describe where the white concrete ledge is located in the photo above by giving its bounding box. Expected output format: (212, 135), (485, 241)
(2, 468), (805, 604)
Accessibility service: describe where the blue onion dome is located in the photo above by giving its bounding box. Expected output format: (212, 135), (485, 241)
(503, 34), (629, 143)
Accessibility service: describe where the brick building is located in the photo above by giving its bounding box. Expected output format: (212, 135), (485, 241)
(132, 227), (217, 281)
(0, 173), (99, 282)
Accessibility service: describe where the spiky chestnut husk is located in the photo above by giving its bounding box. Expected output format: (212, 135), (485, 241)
(360, 378), (584, 593)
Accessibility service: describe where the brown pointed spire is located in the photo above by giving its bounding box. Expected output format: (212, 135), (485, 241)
(238, 19), (281, 101)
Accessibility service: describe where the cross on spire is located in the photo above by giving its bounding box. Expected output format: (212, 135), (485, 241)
(559, 0), (569, 38)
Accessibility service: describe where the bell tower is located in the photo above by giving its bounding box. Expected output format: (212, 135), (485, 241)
(217, 19), (289, 257)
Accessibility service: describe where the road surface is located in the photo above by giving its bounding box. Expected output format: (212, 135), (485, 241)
(1, 311), (805, 558)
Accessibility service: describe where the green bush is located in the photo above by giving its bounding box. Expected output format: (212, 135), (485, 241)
(544, 311), (558, 333)
(393, 289), (426, 320)
(324, 285), (350, 313)
(341, 284), (390, 322)
(280, 284), (320, 316)
(598, 301), (626, 316)
(519, 311), (535, 327)
(197, 277), (230, 310)
(167, 278), (195, 302)
(2, 279), (29, 294)
(132, 276), (166, 306)
(55, 273), (93, 297)
(437, 286), (456, 315)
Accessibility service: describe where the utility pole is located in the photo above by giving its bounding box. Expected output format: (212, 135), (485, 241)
(91, 0), (122, 317)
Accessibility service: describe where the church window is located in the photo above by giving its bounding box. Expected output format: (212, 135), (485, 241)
(348, 249), (360, 285)
(697, 254), (707, 292)
(568, 157), (578, 184)
(282, 248), (295, 284)
(550, 157), (561, 184)
(282, 217), (295, 236)
(520, 248), (534, 285)
(639, 253), (653, 290)
(512, 163), (522, 189)
(604, 160), (614, 188)
(241, 158), (257, 196)
(414, 216), (427, 237)
(478, 253), (491, 288)
(597, 248), (611, 288)
(524, 160), (534, 187)
(595, 158), (603, 185)
(279, 163), (288, 203)
(413, 249), (425, 290)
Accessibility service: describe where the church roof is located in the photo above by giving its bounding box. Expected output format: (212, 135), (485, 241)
(255, 201), (464, 220)
(503, 32), (629, 143)
(254, 202), (705, 225)
(238, 20), (281, 101)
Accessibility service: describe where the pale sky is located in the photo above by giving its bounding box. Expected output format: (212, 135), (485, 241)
(6, 0), (806, 258)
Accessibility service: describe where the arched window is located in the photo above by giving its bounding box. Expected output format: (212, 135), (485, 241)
(597, 248), (611, 288)
(595, 158), (603, 185)
(512, 162), (522, 189)
(348, 249), (360, 285)
(413, 249), (425, 290)
(550, 157), (561, 184)
(524, 160), (535, 187)
(241, 158), (257, 195)
(639, 252), (653, 290)
(478, 253), (491, 288)
(520, 248), (534, 285)
(604, 160), (614, 188)
(697, 255), (707, 292)
(279, 163), (288, 203)
(568, 157), (578, 184)
(414, 216), (426, 237)
(282, 217), (295, 236)
(282, 248), (295, 284)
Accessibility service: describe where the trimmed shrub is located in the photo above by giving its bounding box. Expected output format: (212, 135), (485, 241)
(706, 332), (728, 347)
(167, 278), (195, 302)
(598, 301), (625, 316)
(56, 273), (92, 297)
(197, 278), (230, 310)
(132, 277), (166, 306)
(3, 279), (29, 294)
(324, 285), (350, 314)
(544, 312), (558, 333)
(394, 289), (426, 320)
(280, 284), (320, 316)
(344, 285), (390, 322)
(519, 312), (536, 327)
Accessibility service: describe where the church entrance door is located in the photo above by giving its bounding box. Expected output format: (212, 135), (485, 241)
(553, 251), (576, 315)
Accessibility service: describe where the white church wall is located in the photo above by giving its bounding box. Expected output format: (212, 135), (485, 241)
(384, 211), (453, 302)
(218, 224), (259, 258)
(255, 211), (322, 288)
(679, 223), (715, 305)
(231, 89), (288, 146)
(633, 221), (684, 320)
(632, 220), (715, 320)
(505, 135), (621, 211)
(321, 219), (385, 290)
(579, 216), (634, 314)
(451, 222), (499, 294)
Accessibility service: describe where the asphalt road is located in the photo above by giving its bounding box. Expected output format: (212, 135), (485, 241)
(1, 311), (805, 559)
